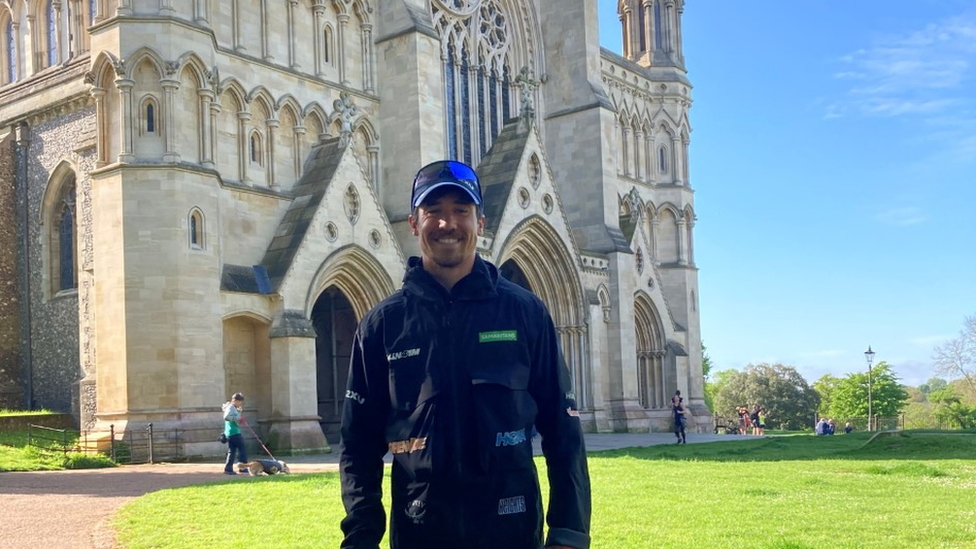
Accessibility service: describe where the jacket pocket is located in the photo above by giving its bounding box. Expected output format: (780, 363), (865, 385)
(470, 366), (537, 473)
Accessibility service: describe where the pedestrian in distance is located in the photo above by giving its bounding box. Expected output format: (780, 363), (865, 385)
(844, 422), (853, 434)
(339, 160), (591, 549)
(673, 394), (687, 444)
(222, 392), (248, 475)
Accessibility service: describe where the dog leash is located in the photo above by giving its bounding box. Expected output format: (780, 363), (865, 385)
(242, 419), (279, 462)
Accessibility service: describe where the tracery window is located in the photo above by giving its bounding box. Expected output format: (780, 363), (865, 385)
(249, 132), (263, 165)
(189, 208), (204, 249)
(659, 145), (668, 174)
(433, 0), (515, 167)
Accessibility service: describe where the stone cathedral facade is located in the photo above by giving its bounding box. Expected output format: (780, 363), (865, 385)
(0, 0), (702, 456)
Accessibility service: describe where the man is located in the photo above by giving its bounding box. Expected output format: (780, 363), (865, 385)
(222, 392), (248, 475)
(339, 160), (591, 549)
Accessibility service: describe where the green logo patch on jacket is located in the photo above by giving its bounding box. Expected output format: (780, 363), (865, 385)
(479, 330), (518, 343)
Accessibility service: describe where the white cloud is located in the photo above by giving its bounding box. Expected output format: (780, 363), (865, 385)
(874, 207), (927, 227)
(831, 14), (976, 120)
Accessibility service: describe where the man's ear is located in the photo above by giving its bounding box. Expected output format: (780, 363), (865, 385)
(477, 215), (485, 236)
(408, 214), (418, 236)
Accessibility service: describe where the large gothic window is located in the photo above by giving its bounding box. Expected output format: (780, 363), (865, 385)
(89, 0), (97, 26)
(55, 184), (77, 292)
(433, 0), (515, 167)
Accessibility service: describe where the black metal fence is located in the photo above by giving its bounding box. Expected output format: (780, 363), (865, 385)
(28, 423), (184, 464)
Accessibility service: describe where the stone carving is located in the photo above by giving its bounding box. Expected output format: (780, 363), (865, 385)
(164, 60), (180, 78)
(514, 66), (537, 126)
(434, 0), (481, 18)
(84, 71), (96, 85)
(343, 184), (360, 224)
(627, 187), (642, 222)
(111, 58), (126, 77)
(332, 91), (360, 148)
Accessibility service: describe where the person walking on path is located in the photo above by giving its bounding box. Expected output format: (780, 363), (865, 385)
(222, 392), (248, 475)
(672, 393), (687, 444)
(339, 160), (591, 549)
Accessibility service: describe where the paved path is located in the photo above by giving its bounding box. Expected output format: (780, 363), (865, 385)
(0, 432), (749, 549)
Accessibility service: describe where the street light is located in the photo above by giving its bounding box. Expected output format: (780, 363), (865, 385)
(865, 346), (875, 431)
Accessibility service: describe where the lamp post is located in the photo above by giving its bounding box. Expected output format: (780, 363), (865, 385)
(865, 346), (875, 431)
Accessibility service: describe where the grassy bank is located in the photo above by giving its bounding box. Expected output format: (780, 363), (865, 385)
(115, 431), (976, 549)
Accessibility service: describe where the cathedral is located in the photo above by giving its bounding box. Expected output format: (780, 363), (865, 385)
(0, 0), (702, 457)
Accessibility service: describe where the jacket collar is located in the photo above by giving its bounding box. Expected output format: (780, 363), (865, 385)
(403, 255), (499, 301)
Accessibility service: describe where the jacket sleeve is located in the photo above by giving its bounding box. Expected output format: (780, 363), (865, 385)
(339, 317), (391, 549)
(529, 306), (592, 549)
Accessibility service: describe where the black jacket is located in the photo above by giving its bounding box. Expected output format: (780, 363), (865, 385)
(340, 256), (591, 549)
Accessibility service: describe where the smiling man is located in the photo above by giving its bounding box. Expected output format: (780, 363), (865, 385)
(339, 160), (591, 549)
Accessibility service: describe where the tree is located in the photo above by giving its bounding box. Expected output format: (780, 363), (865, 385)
(929, 386), (976, 429)
(713, 363), (820, 430)
(933, 315), (976, 395)
(702, 342), (714, 412)
(828, 361), (909, 421)
(918, 377), (948, 396)
(813, 374), (841, 418)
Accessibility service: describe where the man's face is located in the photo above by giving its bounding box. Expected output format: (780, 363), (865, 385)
(409, 188), (484, 273)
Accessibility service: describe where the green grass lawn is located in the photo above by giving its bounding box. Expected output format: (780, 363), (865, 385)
(113, 431), (976, 549)
(0, 429), (116, 471)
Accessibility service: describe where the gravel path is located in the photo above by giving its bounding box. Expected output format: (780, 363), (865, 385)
(0, 461), (339, 549)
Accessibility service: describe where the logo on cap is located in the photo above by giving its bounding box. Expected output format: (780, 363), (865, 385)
(410, 160), (483, 209)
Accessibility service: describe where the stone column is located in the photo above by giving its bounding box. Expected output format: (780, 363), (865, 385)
(643, 0), (653, 53)
(261, 0), (271, 61)
(266, 118), (279, 190)
(664, 0), (675, 54)
(237, 111), (251, 185)
(675, 0), (684, 62)
(367, 144), (379, 191)
(198, 88), (215, 168)
(90, 86), (108, 167)
(117, 0), (133, 16)
(621, 8), (630, 58)
(293, 125), (306, 177)
(232, 0), (244, 52)
(361, 23), (373, 92)
(337, 13), (349, 85)
(10, 23), (20, 81)
(25, 15), (36, 74)
(267, 310), (331, 454)
(70, 0), (84, 56)
(287, 0), (298, 69)
(634, 129), (644, 181)
(676, 212), (687, 266)
(208, 101), (221, 170)
(116, 78), (136, 163)
(621, 125), (632, 177)
(313, 5), (325, 77)
(193, 0), (209, 25)
(161, 76), (181, 163)
(53, 1), (63, 65)
(671, 135), (682, 185)
(158, 0), (176, 16)
(650, 215), (659, 261)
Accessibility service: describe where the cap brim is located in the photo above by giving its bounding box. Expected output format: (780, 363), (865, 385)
(412, 181), (482, 209)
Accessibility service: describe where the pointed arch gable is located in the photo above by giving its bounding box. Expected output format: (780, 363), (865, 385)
(307, 245), (395, 322)
(217, 77), (247, 109)
(246, 85), (275, 115)
(174, 52), (208, 86)
(124, 46), (165, 79)
(496, 215), (583, 326)
(303, 101), (329, 128)
(276, 94), (303, 119)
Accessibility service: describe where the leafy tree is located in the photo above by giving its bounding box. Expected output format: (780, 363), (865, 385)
(933, 315), (976, 395)
(713, 363), (820, 430)
(813, 374), (841, 418)
(702, 342), (714, 412)
(828, 361), (908, 420)
(929, 386), (976, 429)
(918, 377), (948, 396)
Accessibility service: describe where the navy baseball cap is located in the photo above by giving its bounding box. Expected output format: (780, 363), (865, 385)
(410, 160), (483, 209)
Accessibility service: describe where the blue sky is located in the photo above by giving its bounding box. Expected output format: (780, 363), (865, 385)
(597, 1), (976, 387)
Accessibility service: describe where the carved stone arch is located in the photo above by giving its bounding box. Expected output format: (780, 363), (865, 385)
(246, 86), (276, 117)
(496, 0), (545, 78)
(88, 51), (120, 87)
(221, 311), (273, 426)
(596, 283), (611, 323)
(328, 0), (348, 17)
(497, 215), (583, 326)
(307, 244), (395, 323)
(276, 94), (303, 118)
(497, 215), (589, 406)
(350, 0), (370, 23)
(655, 203), (680, 264)
(125, 47), (166, 80)
(217, 77), (247, 109)
(634, 291), (669, 409)
(303, 101), (329, 130)
(174, 52), (208, 86)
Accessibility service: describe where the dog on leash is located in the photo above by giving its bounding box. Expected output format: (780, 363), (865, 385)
(237, 459), (290, 476)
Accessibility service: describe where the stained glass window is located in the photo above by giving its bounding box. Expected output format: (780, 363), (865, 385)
(654, 1), (662, 51)
(445, 44), (457, 160)
(146, 103), (155, 133)
(477, 65), (486, 157)
(90, 0), (97, 26)
(46, 0), (56, 67)
(58, 188), (76, 291)
(638, 3), (646, 52)
(460, 49), (471, 165)
(502, 66), (511, 121)
(489, 71), (498, 139)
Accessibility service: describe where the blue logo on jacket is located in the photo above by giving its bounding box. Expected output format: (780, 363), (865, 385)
(495, 428), (527, 447)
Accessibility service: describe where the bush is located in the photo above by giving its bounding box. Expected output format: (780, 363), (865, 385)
(63, 452), (117, 469)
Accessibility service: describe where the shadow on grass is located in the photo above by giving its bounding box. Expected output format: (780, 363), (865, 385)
(591, 430), (976, 463)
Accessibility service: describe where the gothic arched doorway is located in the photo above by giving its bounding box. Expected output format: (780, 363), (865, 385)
(500, 259), (532, 291)
(312, 286), (357, 443)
